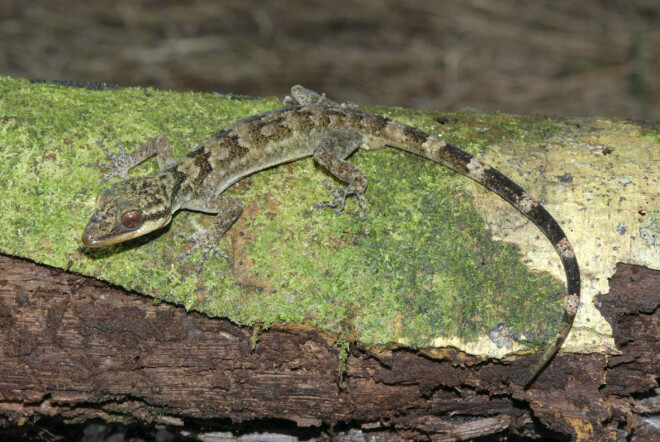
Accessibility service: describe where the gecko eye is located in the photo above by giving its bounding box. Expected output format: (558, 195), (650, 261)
(121, 210), (143, 230)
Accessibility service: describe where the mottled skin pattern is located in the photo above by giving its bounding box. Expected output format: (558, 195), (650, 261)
(82, 85), (580, 387)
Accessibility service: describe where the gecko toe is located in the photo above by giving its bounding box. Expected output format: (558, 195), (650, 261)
(316, 184), (368, 219)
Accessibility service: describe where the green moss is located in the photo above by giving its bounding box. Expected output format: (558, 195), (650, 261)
(0, 75), (568, 355)
(640, 123), (660, 143)
(231, 147), (563, 346)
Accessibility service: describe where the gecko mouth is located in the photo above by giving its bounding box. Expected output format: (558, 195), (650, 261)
(81, 220), (136, 248)
(81, 229), (122, 248)
(81, 228), (148, 248)
(81, 223), (147, 248)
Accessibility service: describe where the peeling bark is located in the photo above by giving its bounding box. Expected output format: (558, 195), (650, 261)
(0, 255), (658, 440)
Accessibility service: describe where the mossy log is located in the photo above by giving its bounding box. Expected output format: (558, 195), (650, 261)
(0, 76), (658, 439)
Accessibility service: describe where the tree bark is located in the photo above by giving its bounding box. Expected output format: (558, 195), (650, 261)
(0, 254), (658, 440)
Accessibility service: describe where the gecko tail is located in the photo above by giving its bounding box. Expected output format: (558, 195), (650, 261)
(390, 130), (581, 386)
(435, 143), (581, 388)
(375, 119), (580, 386)
(522, 318), (576, 387)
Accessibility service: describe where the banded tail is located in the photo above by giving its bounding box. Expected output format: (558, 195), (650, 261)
(381, 120), (580, 386)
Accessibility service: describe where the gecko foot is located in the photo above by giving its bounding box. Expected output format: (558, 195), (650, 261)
(85, 138), (132, 185)
(316, 179), (367, 220)
(174, 221), (232, 273)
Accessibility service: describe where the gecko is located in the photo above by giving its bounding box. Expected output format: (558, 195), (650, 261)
(82, 85), (580, 387)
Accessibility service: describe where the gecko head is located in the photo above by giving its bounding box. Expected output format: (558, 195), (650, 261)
(82, 175), (174, 248)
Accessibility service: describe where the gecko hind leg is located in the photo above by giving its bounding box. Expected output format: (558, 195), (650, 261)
(313, 130), (368, 220)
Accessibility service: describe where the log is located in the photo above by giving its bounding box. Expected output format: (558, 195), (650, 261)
(1, 76), (658, 439)
(1, 254), (658, 439)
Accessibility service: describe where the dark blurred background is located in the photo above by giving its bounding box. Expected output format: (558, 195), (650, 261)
(1, 0), (658, 120)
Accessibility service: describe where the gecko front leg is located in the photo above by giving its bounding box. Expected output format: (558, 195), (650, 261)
(86, 135), (176, 184)
(313, 129), (368, 220)
(175, 194), (244, 269)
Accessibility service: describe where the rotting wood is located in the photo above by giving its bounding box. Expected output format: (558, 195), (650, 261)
(0, 255), (658, 439)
